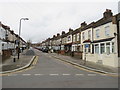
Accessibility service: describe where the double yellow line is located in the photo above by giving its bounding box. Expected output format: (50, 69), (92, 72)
(0, 56), (39, 76)
(52, 56), (119, 77)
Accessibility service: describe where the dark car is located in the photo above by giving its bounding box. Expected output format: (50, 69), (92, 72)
(42, 48), (49, 53)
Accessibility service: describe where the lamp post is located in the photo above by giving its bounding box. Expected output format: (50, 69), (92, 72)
(18, 18), (29, 59)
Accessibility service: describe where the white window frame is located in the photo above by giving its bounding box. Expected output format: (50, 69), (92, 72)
(94, 44), (99, 54)
(105, 26), (110, 36)
(88, 30), (91, 39)
(77, 33), (79, 41)
(96, 29), (100, 38)
(82, 32), (85, 40)
(100, 43), (105, 54)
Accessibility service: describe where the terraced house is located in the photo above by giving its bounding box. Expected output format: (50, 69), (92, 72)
(64, 28), (73, 56)
(81, 22), (94, 62)
(0, 22), (27, 61)
(39, 9), (120, 68)
(55, 33), (61, 53)
(60, 31), (66, 55)
(72, 27), (82, 59)
(83, 9), (118, 67)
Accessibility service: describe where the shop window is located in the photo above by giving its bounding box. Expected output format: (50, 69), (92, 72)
(106, 43), (110, 54)
(100, 43), (105, 54)
(95, 44), (99, 54)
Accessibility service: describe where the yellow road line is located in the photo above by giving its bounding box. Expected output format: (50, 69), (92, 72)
(0, 56), (39, 76)
(52, 56), (119, 77)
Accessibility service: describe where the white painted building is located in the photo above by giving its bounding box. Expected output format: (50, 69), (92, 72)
(82, 9), (118, 67)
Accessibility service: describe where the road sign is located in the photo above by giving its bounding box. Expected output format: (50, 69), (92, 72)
(85, 44), (89, 48)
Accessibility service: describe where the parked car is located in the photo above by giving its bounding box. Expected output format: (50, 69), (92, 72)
(42, 48), (49, 53)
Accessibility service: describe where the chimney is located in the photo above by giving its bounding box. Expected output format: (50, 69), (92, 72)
(57, 33), (60, 37)
(11, 30), (14, 35)
(81, 21), (87, 28)
(53, 35), (56, 38)
(112, 16), (117, 24)
(62, 31), (65, 35)
(103, 9), (113, 18)
(69, 28), (73, 33)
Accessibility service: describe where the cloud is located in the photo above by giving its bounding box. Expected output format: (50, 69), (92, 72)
(0, 1), (118, 43)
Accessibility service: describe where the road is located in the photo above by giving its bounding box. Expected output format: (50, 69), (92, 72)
(2, 49), (118, 88)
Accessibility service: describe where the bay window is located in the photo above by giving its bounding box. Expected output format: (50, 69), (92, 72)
(95, 44), (99, 54)
(106, 43), (110, 54)
(100, 43), (105, 54)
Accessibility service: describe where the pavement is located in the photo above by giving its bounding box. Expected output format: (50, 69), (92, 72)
(0, 48), (35, 72)
(49, 53), (118, 74)
(2, 49), (118, 88)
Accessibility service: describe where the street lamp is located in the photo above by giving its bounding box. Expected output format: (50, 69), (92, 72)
(18, 18), (29, 59)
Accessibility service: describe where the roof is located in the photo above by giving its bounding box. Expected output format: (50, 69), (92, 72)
(81, 22), (94, 31)
(72, 28), (80, 35)
(93, 17), (112, 28)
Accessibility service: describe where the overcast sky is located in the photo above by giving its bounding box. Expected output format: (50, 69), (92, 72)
(0, 0), (119, 43)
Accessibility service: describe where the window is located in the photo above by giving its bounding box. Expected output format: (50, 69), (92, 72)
(96, 29), (100, 38)
(84, 45), (87, 53)
(88, 44), (91, 53)
(100, 43), (105, 54)
(82, 32), (85, 40)
(92, 45), (94, 54)
(88, 30), (91, 39)
(77, 46), (80, 51)
(112, 42), (114, 53)
(105, 26), (110, 36)
(77, 33), (79, 41)
(106, 43), (110, 54)
(85, 44), (90, 53)
(68, 36), (71, 41)
(95, 44), (99, 54)
(73, 35), (76, 42)
(80, 45), (83, 52)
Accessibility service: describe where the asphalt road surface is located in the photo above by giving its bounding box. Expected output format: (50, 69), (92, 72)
(2, 49), (118, 88)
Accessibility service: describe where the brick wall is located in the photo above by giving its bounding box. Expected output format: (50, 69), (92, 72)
(73, 52), (82, 59)
(2, 49), (12, 61)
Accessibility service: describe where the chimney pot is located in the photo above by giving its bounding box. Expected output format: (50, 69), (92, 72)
(103, 9), (113, 18)
(81, 21), (87, 28)
(62, 31), (65, 35)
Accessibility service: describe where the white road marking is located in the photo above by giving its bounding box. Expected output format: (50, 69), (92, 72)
(100, 74), (107, 76)
(34, 74), (44, 76)
(88, 74), (96, 76)
(49, 74), (59, 76)
(62, 74), (70, 76)
(8, 74), (17, 76)
(75, 74), (84, 76)
(22, 74), (31, 76)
